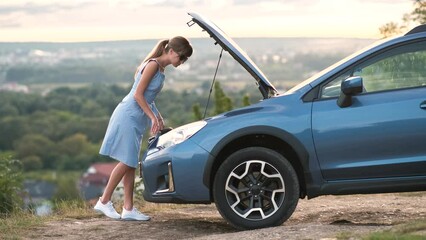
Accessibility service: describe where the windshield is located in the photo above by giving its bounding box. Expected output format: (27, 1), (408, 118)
(285, 37), (393, 94)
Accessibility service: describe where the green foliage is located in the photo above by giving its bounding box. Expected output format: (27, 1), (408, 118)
(21, 155), (43, 171)
(0, 117), (29, 150)
(6, 64), (133, 84)
(364, 219), (426, 240)
(192, 103), (203, 120)
(53, 199), (96, 219)
(0, 104), (19, 117)
(52, 172), (83, 203)
(0, 211), (44, 239)
(14, 134), (55, 167)
(242, 94), (251, 107)
(214, 82), (233, 115)
(0, 81), (253, 171)
(134, 178), (145, 203)
(0, 84), (123, 171)
(0, 156), (23, 215)
(155, 89), (210, 126)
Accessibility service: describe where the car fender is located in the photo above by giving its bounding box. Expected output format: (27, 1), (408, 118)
(202, 125), (312, 196)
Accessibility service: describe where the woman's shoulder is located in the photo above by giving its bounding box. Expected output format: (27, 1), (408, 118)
(146, 58), (163, 71)
(144, 59), (161, 72)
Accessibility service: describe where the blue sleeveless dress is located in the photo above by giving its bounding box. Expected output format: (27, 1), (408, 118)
(99, 59), (165, 168)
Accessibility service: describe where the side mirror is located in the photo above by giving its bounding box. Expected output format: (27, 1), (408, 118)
(337, 76), (363, 108)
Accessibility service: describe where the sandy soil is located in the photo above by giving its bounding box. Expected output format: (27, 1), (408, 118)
(25, 192), (426, 240)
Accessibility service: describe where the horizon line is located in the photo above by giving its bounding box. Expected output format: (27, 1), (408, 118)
(0, 36), (377, 44)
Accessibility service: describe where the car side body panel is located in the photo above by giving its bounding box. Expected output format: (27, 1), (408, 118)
(313, 87), (426, 180)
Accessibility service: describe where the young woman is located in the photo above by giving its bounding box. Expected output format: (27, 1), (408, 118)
(94, 36), (193, 221)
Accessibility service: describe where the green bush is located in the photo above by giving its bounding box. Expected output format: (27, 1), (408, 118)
(21, 155), (43, 171)
(52, 173), (82, 203)
(0, 156), (24, 215)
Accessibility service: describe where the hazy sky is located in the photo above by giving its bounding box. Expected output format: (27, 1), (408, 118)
(0, 0), (415, 42)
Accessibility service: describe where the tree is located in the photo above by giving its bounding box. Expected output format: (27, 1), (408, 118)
(214, 82), (233, 115)
(379, 0), (426, 38)
(21, 155), (43, 171)
(379, 22), (403, 38)
(56, 133), (99, 170)
(57, 133), (90, 157)
(0, 156), (23, 214)
(0, 117), (29, 150)
(14, 134), (56, 169)
(242, 94), (251, 107)
(412, 0), (426, 23)
(0, 104), (19, 117)
(52, 174), (82, 202)
(192, 103), (203, 120)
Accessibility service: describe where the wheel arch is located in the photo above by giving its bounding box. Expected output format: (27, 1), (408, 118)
(203, 126), (310, 201)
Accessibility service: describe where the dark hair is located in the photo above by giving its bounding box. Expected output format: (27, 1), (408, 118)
(142, 39), (169, 63)
(143, 36), (193, 62)
(135, 36), (193, 76)
(168, 36), (193, 59)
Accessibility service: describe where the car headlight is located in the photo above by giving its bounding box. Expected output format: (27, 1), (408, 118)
(156, 120), (207, 150)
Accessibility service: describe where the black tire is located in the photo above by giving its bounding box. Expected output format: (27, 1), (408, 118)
(213, 147), (299, 230)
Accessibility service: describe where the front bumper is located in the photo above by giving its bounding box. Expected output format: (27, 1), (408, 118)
(141, 138), (212, 203)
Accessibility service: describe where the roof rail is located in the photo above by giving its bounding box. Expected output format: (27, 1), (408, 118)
(405, 24), (426, 35)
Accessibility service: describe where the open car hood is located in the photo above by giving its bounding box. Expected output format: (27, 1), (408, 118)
(188, 12), (278, 99)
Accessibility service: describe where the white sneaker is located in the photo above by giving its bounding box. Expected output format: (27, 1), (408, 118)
(121, 207), (150, 221)
(94, 198), (121, 219)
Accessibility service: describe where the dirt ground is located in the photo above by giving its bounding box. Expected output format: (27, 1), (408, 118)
(26, 192), (426, 240)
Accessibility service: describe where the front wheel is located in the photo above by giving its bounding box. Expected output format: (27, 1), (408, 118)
(213, 147), (299, 230)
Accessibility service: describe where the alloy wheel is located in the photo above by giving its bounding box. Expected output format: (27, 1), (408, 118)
(224, 160), (285, 220)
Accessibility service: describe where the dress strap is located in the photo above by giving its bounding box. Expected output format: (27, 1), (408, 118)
(148, 58), (159, 64)
(148, 58), (164, 72)
(138, 58), (162, 74)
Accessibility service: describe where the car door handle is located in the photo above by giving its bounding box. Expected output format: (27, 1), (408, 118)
(421, 101), (426, 109)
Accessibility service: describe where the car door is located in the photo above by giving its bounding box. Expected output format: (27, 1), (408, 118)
(312, 39), (426, 181)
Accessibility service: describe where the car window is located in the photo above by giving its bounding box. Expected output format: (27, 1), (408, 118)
(321, 40), (426, 98)
(320, 70), (351, 98)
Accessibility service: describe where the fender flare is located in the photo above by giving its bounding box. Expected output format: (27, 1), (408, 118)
(203, 125), (311, 189)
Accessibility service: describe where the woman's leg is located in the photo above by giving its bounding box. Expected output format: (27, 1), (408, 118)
(122, 166), (136, 210)
(100, 162), (131, 204)
(119, 165), (150, 221)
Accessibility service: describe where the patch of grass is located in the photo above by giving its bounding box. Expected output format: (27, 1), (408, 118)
(336, 231), (359, 240)
(141, 202), (202, 214)
(0, 211), (44, 240)
(52, 199), (98, 220)
(0, 199), (100, 239)
(363, 219), (426, 240)
(398, 191), (426, 197)
(366, 232), (425, 240)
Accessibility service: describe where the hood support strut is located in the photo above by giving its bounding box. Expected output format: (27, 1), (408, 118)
(187, 12), (278, 100)
(203, 48), (224, 119)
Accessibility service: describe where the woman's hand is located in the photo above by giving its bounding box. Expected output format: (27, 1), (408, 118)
(150, 116), (160, 135)
(157, 116), (165, 131)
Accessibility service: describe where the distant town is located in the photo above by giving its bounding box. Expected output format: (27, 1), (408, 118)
(0, 37), (374, 95)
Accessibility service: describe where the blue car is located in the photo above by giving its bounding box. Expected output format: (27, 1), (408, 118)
(142, 12), (426, 229)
